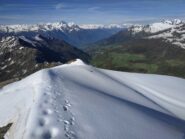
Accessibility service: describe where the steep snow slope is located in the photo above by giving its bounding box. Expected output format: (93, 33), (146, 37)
(0, 59), (185, 139)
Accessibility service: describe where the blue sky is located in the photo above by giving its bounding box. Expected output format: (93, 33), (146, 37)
(1, 0), (185, 25)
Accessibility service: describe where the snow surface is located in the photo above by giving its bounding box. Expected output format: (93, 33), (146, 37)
(0, 59), (185, 139)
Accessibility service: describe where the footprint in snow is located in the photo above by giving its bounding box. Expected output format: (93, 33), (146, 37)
(63, 105), (68, 111)
(65, 131), (76, 139)
(42, 109), (53, 115)
(40, 127), (59, 139)
(38, 117), (49, 127)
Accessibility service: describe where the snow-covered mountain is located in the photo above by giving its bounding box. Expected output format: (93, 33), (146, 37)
(129, 19), (185, 49)
(0, 21), (125, 47)
(0, 22), (125, 33)
(0, 21), (80, 33)
(130, 19), (183, 34)
(0, 59), (185, 139)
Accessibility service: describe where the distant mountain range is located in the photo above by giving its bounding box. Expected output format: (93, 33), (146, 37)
(0, 21), (125, 47)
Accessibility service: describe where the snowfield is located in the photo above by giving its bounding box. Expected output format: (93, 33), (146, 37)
(0, 59), (185, 139)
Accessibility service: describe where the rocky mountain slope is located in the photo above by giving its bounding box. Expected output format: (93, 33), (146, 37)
(0, 35), (89, 83)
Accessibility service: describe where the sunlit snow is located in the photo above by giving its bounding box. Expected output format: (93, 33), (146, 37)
(0, 59), (185, 139)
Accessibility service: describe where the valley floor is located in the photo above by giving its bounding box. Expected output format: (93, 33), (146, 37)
(0, 59), (185, 139)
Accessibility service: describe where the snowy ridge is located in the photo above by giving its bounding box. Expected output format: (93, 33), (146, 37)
(79, 24), (126, 29)
(0, 21), (81, 33)
(0, 59), (185, 139)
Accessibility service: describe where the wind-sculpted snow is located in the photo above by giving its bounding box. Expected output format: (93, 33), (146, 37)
(0, 59), (185, 139)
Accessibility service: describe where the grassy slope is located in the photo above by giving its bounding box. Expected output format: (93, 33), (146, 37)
(90, 39), (185, 78)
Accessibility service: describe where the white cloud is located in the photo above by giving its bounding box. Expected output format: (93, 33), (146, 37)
(88, 6), (100, 11)
(55, 3), (64, 10)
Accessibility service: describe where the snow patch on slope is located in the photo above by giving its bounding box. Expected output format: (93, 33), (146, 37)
(19, 36), (36, 46)
(0, 36), (18, 48)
